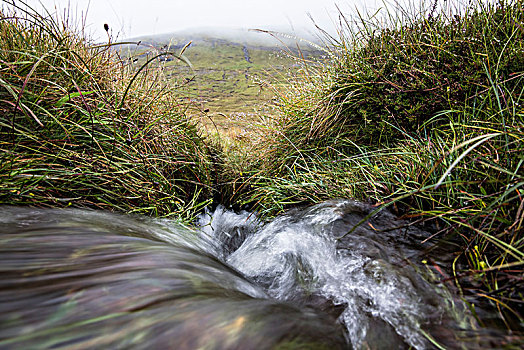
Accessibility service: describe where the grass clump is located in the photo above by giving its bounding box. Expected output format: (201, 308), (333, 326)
(240, 0), (524, 324)
(0, 1), (214, 218)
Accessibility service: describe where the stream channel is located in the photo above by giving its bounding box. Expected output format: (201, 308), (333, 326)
(0, 200), (514, 349)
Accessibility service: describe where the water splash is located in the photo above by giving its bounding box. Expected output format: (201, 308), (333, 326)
(199, 200), (472, 349)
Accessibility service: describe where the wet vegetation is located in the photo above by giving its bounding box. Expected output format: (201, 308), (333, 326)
(0, 1), (214, 219)
(0, 0), (523, 344)
(235, 0), (524, 334)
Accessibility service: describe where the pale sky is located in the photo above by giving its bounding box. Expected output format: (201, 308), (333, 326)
(25, 0), (389, 40)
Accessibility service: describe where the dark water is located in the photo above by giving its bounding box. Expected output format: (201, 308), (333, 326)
(0, 201), (514, 349)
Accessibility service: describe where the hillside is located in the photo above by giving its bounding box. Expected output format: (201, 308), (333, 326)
(118, 27), (324, 138)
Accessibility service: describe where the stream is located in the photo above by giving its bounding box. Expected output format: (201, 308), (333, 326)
(0, 200), (512, 349)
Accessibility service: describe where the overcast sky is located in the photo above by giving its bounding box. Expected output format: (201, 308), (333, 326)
(25, 0), (390, 40)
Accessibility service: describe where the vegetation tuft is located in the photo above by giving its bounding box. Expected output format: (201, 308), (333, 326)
(0, 1), (215, 218)
(237, 0), (524, 326)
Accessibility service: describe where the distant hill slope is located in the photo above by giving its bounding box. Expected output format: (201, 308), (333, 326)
(117, 27), (325, 140)
(122, 26), (324, 52)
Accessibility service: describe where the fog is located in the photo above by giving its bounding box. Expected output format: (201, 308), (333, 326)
(25, 0), (393, 40)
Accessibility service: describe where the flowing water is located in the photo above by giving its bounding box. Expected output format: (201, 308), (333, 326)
(0, 201), (511, 349)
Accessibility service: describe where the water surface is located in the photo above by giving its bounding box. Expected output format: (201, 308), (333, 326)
(0, 201), (511, 348)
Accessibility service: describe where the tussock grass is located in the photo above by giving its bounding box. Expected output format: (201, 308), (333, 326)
(0, 1), (214, 218)
(239, 0), (524, 324)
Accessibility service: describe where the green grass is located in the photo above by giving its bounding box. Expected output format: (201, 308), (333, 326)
(1, 0), (523, 337)
(0, 1), (214, 219)
(117, 36), (324, 206)
(121, 37), (322, 143)
(165, 44), (277, 114)
(234, 0), (524, 325)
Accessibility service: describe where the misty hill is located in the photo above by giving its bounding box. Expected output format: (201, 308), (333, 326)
(122, 26), (324, 54)
(117, 26), (326, 138)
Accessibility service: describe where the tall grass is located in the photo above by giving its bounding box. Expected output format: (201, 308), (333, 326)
(0, 1), (215, 219)
(238, 0), (524, 323)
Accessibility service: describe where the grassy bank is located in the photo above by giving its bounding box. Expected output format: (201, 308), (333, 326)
(234, 0), (524, 325)
(0, 1), (215, 219)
